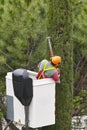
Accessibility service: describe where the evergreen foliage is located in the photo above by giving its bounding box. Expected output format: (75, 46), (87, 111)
(73, 0), (87, 116)
(42, 0), (73, 130)
(73, 0), (87, 84)
(0, 0), (47, 123)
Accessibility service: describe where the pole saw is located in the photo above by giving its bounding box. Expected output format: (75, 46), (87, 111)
(47, 36), (54, 57)
(47, 36), (60, 74)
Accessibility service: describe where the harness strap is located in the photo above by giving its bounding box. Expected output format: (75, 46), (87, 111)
(37, 71), (44, 79)
(38, 61), (55, 79)
(43, 61), (55, 72)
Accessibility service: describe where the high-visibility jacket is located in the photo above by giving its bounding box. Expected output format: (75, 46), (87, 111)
(36, 59), (60, 82)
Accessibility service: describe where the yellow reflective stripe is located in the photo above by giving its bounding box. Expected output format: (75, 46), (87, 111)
(44, 67), (55, 71)
(43, 61), (48, 71)
(43, 61), (55, 72)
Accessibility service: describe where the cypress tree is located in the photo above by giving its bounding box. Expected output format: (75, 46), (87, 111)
(42, 0), (73, 130)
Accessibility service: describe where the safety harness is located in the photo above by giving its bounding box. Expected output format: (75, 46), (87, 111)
(38, 61), (55, 79)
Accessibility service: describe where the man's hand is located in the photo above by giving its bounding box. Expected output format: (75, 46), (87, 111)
(57, 68), (60, 74)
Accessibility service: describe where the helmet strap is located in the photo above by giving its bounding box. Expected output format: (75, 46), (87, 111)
(51, 61), (58, 67)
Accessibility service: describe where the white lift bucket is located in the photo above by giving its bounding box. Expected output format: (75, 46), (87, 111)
(6, 70), (56, 128)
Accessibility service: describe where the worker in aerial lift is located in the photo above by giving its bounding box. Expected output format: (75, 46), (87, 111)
(36, 56), (61, 83)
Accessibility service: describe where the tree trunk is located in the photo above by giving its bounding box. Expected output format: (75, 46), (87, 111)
(0, 121), (2, 130)
(42, 0), (73, 130)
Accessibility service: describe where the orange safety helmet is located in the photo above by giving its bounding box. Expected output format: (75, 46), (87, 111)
(51, 56), (61, 66)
